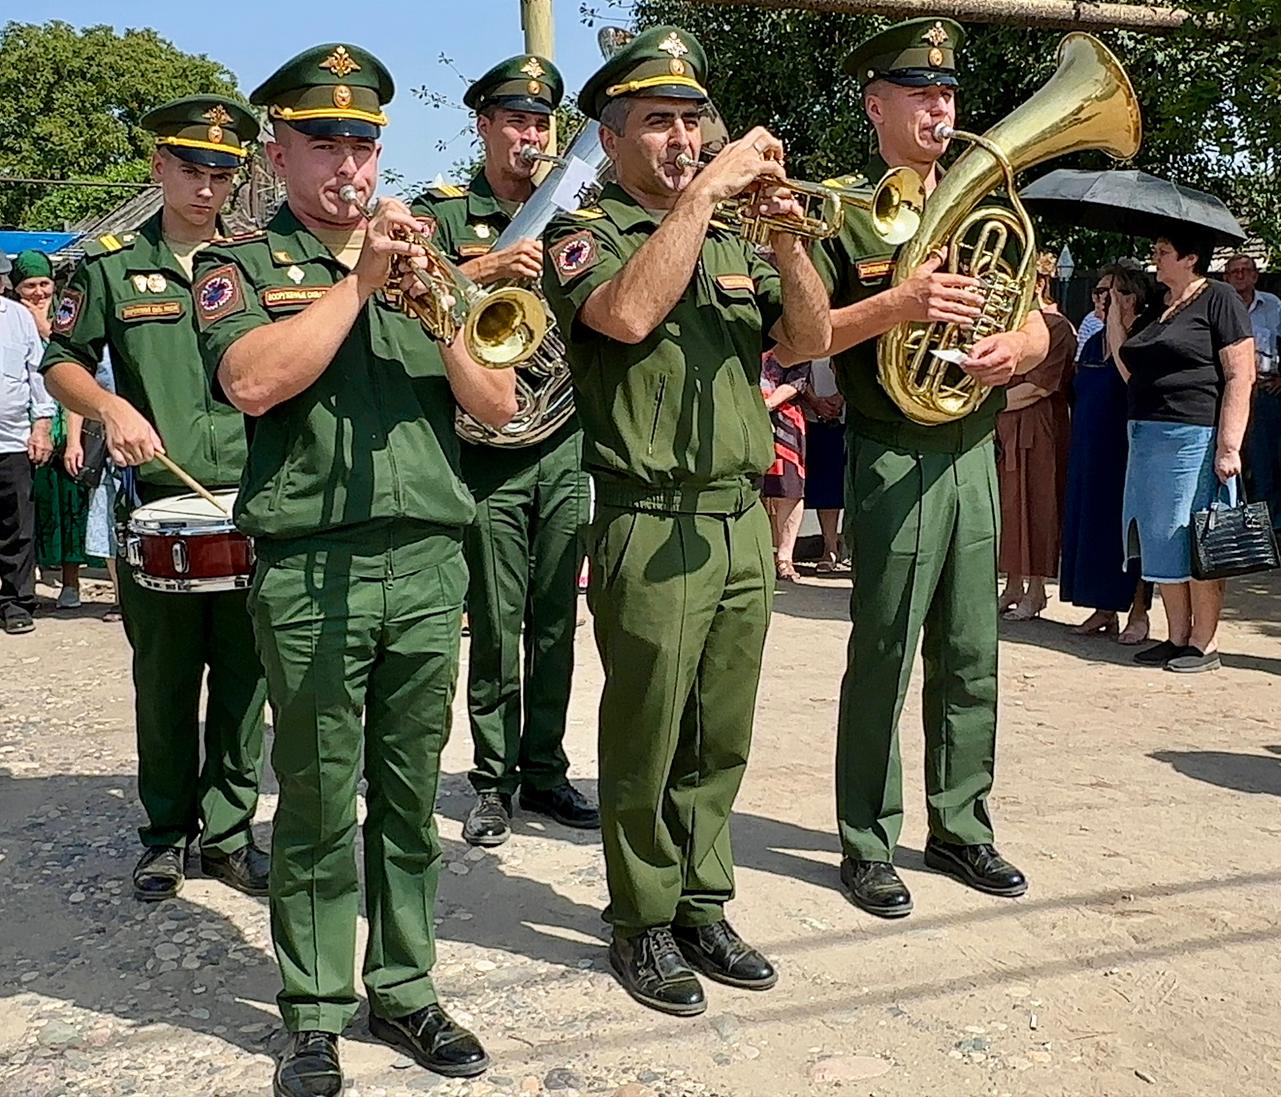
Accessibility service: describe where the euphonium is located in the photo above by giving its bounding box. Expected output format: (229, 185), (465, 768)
(338, 185), (547, 369)
(878, 33), (1142, 425)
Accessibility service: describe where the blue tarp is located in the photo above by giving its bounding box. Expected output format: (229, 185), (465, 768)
(0, 230), (81, 256)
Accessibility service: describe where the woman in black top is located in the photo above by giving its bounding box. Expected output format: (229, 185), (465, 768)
(1109, 227), (1255, 673)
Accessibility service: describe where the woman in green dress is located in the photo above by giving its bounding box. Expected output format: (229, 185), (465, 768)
(12, 251), (99, 608)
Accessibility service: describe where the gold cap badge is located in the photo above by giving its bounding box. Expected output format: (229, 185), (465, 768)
(333, 84), (353, 108)
(320, 46), (361, 78)
(521, 57), (546, 79)
(202, 105), (234, 127)
(207, 124), (223, 144)
(659, 32), (689, 59)
(528, 80), (542, 95)
(928, 47), (944, 66)
(923, 22), (950, 48)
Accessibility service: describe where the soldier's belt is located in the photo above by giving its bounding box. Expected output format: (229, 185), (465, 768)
(594, 480), (761, 516)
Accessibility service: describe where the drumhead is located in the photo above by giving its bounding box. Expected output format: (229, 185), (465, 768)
(129, 491), (238, 533)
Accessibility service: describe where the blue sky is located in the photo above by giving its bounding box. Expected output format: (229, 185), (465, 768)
(24, 1), (633, 191)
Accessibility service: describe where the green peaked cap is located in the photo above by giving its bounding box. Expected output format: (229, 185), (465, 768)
(465, 54), (564, 115)
(140, 95), (258, 168)
(577, 25), (708, 122)
(843, 17), (965, 88)
(251, 43), (394, 138)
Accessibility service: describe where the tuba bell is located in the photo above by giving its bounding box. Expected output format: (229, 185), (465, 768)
(877, 33), (1142, 426)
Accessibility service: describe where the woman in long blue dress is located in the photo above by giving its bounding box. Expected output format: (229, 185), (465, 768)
(1060, 264), (1152, 643)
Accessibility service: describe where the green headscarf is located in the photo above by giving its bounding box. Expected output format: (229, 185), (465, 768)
(12, 249), (53, 287)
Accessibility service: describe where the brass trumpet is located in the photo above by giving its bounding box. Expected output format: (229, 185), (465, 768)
(675, 154), (923, 245)
(338, 185), (547, 369)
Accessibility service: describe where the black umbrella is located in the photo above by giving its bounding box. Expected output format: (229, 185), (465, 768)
(1020, 169), (1247, 245)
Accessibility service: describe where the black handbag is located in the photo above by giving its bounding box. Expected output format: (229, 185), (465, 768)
(1190, 479), (1280, 581)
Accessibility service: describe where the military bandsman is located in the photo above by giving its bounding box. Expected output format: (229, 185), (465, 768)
(542, 26), (830, 1017)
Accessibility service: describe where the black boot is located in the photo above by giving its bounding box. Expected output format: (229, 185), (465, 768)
(518, 782), (600, 829)
(609, 927), (706, 1017)
(133, 845), (185, 902)
(671, 920), (777, 989)
(924, 837), (1027, 897)
(201, 841), (270, 897)
(368, 1005), (489, 1078)
(840, 858), (913, 918)
(462, 791), (512, 847)
(274, 1031), (342, 1097)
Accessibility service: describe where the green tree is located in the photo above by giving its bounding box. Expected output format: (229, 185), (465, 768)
(0, 21), (242, 229)
(616, 0), (1281, 262)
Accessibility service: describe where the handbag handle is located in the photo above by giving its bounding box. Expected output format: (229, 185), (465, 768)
(1206, 477), (1242, 533)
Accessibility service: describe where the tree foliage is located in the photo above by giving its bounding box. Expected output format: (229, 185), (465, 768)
(604, 0), (1281, 265)
(0, 21), (242, 230)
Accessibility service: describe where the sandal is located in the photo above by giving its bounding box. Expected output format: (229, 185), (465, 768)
(1071, 611), (1118, 636)
(101, 604), (123, 623)
(775, 561), (800, 582)
(1003, 593), (1048, 621)
(1118, 618), (1150, 646)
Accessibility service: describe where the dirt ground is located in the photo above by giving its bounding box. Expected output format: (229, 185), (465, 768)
(2, 567), (1279, 1097)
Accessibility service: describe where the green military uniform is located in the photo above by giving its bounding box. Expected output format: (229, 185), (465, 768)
(410, 56), (590, 801)
(813, 19), (1007, 864)
(541, 27), (786, 935)
(193, 44), (474, 1035)
(41, 95), (268, 860)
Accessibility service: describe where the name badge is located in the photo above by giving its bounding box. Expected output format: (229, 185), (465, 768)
(716, 274), (756, 294)
(856, 259), (895, 283)
(118, 300), (184, 322)
(261, 287), (328, 310)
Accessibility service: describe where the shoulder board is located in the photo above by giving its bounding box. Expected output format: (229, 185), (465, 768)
(568, 206), (606, 221)
(210, 228), (267, 247)
(82, 232), (138, 258)
(425, 183), (468, 200)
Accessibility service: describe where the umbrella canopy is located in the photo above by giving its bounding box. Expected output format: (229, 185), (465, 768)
(1020, 169), (1247, 245)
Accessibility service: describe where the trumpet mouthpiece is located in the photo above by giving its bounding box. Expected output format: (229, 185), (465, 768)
(933, 123), (955, 141)
(338, 184), (359, 201)
(675, 153), (698, 170)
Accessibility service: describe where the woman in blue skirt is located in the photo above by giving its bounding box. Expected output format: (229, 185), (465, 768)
(1059, 264), (1152, 644)
(1110, 228), (1255, 673)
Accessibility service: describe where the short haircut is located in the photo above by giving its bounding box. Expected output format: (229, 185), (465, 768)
(1100, 261), (1154, 311)
(1225, 253), (1257, 272)
(1160, 225), (1215, 277)
(599, 97), (634, 137)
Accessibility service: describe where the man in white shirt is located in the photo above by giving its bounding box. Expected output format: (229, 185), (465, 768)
(1226, 254), (1281, 529)
(0, 276), (56, 634)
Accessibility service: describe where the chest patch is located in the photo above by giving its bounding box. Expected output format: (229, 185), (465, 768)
(262, 286), (328, 310)
(194, 265), (246, 329)
(856, 259), (895, 283)
(457, 242), (493, 257)
(53, 288), (84, 334)
(716, 274), (756, 294)
(119, 300), (184, 322)
(550, 230), (600, 285)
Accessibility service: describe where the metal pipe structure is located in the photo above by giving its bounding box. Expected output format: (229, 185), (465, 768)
(684, 0), (1191, 34)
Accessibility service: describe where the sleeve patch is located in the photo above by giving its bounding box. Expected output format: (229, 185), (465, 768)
(262, 286), (328, 310)
(194, 264), (247, 329)
(550, 230), (601, 286)
(716, 274), (756, 293)
(53, 288), (84, 334)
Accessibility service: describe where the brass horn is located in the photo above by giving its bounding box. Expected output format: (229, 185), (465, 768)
(877, 33), (1142, 425)
(822, 167), (925, 246)
(339, 185), (547, 369)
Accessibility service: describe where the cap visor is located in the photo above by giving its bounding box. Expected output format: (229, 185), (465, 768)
(484, 95), (554, 115)
(882, 70), (959, 88)
(167, 146), (243, 169)
(287, 118), (381, 139)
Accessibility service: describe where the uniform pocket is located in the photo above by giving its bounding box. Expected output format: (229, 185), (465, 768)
(647, 374), (667, 456)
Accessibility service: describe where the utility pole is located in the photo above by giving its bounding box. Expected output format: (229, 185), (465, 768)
(520, 0), (558, 165)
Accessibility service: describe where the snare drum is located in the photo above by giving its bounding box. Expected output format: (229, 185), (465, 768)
(125, 491), (253, 593)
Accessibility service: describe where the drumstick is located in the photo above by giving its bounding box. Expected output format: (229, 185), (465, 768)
(152, 452), (231, 516)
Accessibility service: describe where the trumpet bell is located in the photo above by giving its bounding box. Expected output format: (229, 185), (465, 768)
(464, 286), (549, 369)
(823, 167), (925, 246)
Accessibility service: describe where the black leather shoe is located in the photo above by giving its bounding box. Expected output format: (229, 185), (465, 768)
(201, 841), (270, 896)
(463, 791), (512, 847)
(2, 607), (34, 634)
(671, 920), (777, 990)
(518, 782), (600, 829)
(274, 1031), (342, 1097)
(609, 928), (706, 1017)
(133, 845), (185, 902)
(924, 837), (1027, 897)
(369, 1005), (489, 1078)
(840, 858), (913, 918)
